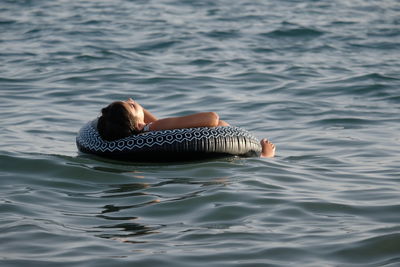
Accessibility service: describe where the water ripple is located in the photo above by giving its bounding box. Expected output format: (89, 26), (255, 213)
(1, 0), (400, 266)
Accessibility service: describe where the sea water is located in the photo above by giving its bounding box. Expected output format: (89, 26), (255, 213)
(1, 0), (400, 266)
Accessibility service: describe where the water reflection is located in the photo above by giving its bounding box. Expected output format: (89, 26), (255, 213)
(93, 175), (230, 244)
(101, 183), (150, 198)
(96, 220), (161, 244)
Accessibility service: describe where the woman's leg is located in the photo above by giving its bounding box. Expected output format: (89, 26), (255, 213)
(260, 139), (275, 158)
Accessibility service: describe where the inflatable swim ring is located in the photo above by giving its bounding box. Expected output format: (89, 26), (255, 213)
(76, 119), (261, 162)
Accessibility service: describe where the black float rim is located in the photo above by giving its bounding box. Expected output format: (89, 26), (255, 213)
(76, 119), (261, 162)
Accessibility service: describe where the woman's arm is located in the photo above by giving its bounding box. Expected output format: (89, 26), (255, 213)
(217, 120), (229, 126)
(149, 112), (225, 131)
(143, 108), (157, 123)
(126, 98), (157, 123)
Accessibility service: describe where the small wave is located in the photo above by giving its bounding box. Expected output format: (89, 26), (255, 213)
(0, 19), (17, 25)
(318, 73), (398, 98)
(308, 117), (377, 129)
(188, 59), (214, 66)
(132, 40), (180, 52)
(203, 30), (241, 40)
(330, 233), (400, 265)
(260, 25), (324, 39)
(348, 41), (400, 50)
(0, 76), (42, 83)
(380, 95), (400, 103)
(75, 54), (110, 61)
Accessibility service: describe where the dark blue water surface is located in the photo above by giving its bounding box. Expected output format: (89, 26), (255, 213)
(1, 0), (400, 266)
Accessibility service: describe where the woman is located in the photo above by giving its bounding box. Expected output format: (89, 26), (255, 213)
(98, 98), (275, 158)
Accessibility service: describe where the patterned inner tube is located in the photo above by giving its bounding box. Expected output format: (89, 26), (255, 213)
(76, 119), (262, 162)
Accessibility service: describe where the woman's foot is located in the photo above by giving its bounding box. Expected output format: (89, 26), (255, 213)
(260, 139), (276, 158)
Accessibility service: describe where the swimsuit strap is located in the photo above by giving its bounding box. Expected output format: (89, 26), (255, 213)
(143, 122), (153, 132)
